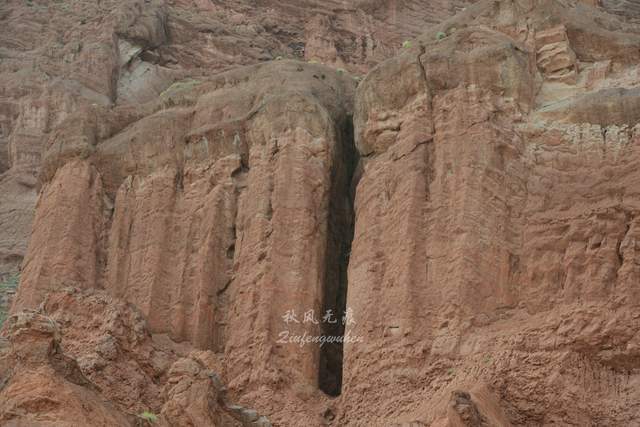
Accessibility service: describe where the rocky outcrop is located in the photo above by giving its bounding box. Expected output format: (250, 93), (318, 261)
(157, 350), (274, 427)
(535, 25), (579, 83)
(0, 0), (476, 285)
(1, 288), (272, 427)
(160, 352), (272, 426)
(0, 0), (480, 339)
(0, 310), (133, 426)
(11, 60), (357, 425)
(600, 0), (640, 20)
(343, 0), (640, 424)
(36, 288), (173, 415)
(4, 0), (640, 425)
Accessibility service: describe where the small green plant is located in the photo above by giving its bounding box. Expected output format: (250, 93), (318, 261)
(436, 31), (447, 41)
(336, 68), (346, 75)
(402, 40), (412, 49)
(138, 411), (158, 423)
(275, 56), (283, 60)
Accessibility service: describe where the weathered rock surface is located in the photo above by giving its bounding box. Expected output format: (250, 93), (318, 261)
(0, 0), (476, 328)
(0, 307), (134, 426)
(3, 0), (640, 426)
(160, 352), (273, 426)
(1, 288), (270, 426)
(344, 0), (640, 424)
(10, 60), (358, 425)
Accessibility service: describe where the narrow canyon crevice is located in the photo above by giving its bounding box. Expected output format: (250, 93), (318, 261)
(318, 114), (358, 397)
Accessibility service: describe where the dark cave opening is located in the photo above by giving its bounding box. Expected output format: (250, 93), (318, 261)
(318, 114), (359, 397)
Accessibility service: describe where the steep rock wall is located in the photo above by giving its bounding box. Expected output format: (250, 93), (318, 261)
(343, 0), (640, 424)
(6, 0), (640, 425)
(12, 60), (357, 425)
(0, 0), (477, 282)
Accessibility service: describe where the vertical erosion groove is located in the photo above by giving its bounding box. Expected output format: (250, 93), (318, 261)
(319, 114), (358, 397)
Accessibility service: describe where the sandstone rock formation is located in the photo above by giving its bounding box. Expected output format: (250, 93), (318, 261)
(8, 60), (358, 425)
(0, 306), (135, 426)
(344, 0), (640, 424)
(0, 0), (476, 324)
(3, 0), (640, 425)
(0, 0), (474, 332)
(1, 288), (271, 426)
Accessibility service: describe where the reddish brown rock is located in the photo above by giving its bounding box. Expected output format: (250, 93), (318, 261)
(536, 25), (579, 83)
(160, 351), (272, 426)
(4, 0), (640, 425)
(11, 60), (357, 425)
(1, 288), (270, 427)
(0, 0), (478, 286)
(343, 0), (640, 424)
(37, 288), (173, 416)
(0, 310), (133, 426)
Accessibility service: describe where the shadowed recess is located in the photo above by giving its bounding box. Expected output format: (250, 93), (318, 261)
(318, 114), (358, 397)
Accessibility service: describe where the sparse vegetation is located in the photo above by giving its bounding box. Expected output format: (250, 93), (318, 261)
(138, 411), (158, 423)
(0, 311), (7, 327)
(402, 40), (412, 49)
(0, 274), (19, 328)
(436, 31), (447, 41)
(159, 78), (201, 98)
(336, 68), (346, 75)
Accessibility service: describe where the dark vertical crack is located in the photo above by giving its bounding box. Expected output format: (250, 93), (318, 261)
(417, 43), (436, 136)
(318, 113), (358, 397)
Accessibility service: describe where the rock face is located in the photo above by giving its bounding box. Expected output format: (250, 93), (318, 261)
(345, 0), (640, 424)
(535, 25), (579, 83)
(0, 301), (137, 426)
(1, 288), (269, 426)
(4, 0), (640, 426)
(0, 0), (475, 325)
(10, 60), (358, 425)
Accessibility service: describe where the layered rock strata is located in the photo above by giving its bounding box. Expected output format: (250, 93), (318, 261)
(11, 60), (357, 425)
(0, 0), (477, 327)
(4, 0), (640, 425)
